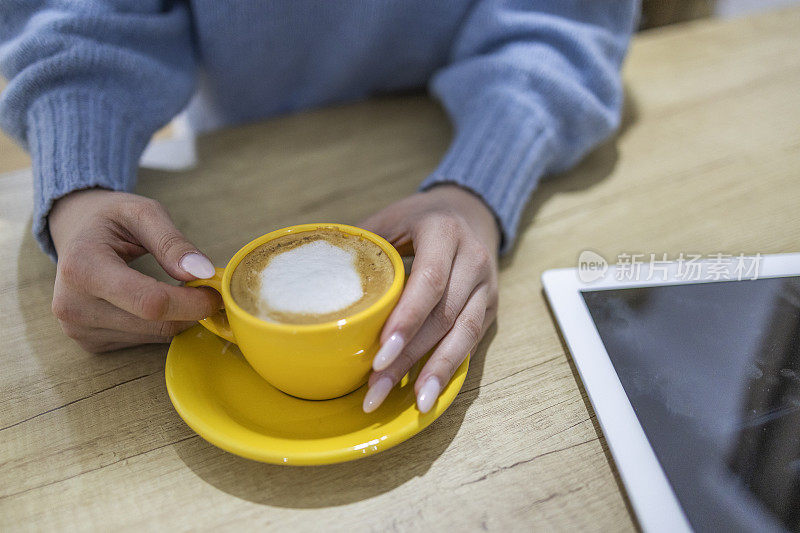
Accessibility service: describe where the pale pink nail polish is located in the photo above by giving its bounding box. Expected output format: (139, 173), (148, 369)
(372, 333), (404, 371)
(416, 377), (441, 414)
(180, 252), (215, 279)
(363, 377), (394, 413)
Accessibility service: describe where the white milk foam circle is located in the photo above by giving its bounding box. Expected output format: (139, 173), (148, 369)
(259, 240), (364, 315)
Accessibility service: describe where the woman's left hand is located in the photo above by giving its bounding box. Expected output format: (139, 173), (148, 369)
(359, 184), (500, 413)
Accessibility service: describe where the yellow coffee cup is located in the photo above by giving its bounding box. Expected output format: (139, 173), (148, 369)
(186, 223), (404, 400)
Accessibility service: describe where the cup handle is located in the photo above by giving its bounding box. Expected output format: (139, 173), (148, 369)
(186, 267), (237, 344)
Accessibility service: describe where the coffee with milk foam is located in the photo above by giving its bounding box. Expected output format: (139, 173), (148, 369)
(230, 229), (394, 324)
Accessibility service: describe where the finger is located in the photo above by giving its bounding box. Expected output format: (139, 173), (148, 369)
(374, 246), (486, 373)
(366, 280), (488, 412)
(359, 201), (407, 240)
(369, 285), (488, 387)
(364, 298), (458, 414)
(360, 212), (414, 257)
(60, 323), (180, 353)
(364, 284), (480, 415)
(62, 246), (221, 321)
(52, 286), (198, 335)
(362, 373), (395, 413)
(372, 222), (458, 371)
(82, 342), (140, 354)
(414, 287), (489, 413)
(120, 198), (215, 281)
(363, 347), (419, 414)
(82, 326), (177, 345)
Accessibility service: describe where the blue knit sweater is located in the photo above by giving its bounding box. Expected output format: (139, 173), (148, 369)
(0, 1), (637, 258)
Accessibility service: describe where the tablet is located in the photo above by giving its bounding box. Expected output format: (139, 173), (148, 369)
(542, 252), (800, 533)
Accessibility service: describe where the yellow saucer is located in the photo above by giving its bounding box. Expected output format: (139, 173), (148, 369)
(165, 325), (469, 465)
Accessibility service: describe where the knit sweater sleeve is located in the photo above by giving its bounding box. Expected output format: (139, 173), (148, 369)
(0, 1), (197, 260)
(420, 1), (638, 254)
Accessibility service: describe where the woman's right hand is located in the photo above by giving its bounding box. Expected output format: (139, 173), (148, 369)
(48, 189), (222, 353)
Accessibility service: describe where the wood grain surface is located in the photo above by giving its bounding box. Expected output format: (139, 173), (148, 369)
(2, 7), (799, 530)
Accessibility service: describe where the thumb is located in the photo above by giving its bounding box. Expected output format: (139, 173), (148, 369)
(124, 199), (216, 282)
(359, 202), (416, 256)
(359, 202), (409, 242)
(358, 211), (391, 238)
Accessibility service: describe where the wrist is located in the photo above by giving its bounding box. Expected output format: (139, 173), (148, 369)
(424, 183), (502, 253)
(49, 188), (113, 251)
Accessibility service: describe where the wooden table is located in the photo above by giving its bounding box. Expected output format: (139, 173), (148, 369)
(2, 7), (799, 530)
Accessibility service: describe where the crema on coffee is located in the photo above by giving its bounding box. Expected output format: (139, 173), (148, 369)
(230, 229), (394, 324)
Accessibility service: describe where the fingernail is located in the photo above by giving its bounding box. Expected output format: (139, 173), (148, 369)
(416, 377), (441, 414)
(180, 252), (215, 279)
(363, 377), (394, 413)
(372, 333), (404, 371)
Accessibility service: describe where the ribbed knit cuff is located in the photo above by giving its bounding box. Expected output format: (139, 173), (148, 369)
(27, 90), (150, 261)
(419, 93), (556, 255)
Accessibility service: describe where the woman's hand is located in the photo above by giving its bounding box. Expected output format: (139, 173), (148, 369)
(48, 189), (222, 353)
(359, 184), (500, 413)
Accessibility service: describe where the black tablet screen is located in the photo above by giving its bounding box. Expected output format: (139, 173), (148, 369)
(582, 277), (800, 533)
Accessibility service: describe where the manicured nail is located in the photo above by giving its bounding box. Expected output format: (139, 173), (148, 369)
(180, 252), (215, 279)
(372, 333), (404, 371)
(363, 377), (394, 413)
(416, 377), (441, 414)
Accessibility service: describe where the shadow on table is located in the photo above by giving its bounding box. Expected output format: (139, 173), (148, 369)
(541, 288), (640, 530)
(524, 87), (641, 528)
(500, 85), (640, 270)
(175, 322), (494, 509)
